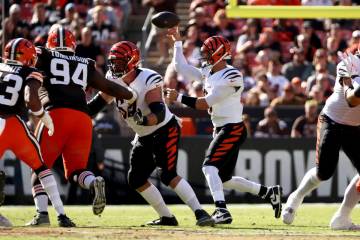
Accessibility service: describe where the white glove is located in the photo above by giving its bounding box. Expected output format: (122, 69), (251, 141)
(127, 87), (138, 105)
(337, 51), (360, 77)
(40, 111), (54, 136)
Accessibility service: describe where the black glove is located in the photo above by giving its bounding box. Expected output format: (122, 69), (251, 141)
(133, 109), (148, 126)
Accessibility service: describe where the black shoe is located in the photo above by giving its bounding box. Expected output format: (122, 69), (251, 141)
(0, 171), (5, 205)
(211, 208), (232, 224)
(146, 216), (178, 226)
(57, 214), (76, 227)
(265, 185), (283, 218)
(195, 209), (215, 226)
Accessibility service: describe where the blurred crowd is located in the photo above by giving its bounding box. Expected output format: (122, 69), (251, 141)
(2, 0), (360, 138)
(160, 0), (360, 138)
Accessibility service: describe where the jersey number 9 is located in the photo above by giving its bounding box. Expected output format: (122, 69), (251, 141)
(50, 58), (87, 88)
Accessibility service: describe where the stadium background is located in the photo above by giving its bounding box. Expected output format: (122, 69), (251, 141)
(1, 0), (360, 205)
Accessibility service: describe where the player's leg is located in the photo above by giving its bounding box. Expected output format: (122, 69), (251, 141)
(27, 111), (65, 226)
(0, 160), (10, 227)
(202, 123), (247, 224)
(153, 119), (213, 226)
(331, 127), (360, 230)
(283, 114), (341, 224)
(330, 175), (360, 230)
(220, 124), (282, 218)
(128, 136), (176, 226)
(61, 110), (105, 215)
(9, 117), (74, 227)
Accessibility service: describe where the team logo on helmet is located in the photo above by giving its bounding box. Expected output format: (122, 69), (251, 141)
(46, 25), (76, 52)
(200, 36), (231, 67)
(4, 38), (37, 67)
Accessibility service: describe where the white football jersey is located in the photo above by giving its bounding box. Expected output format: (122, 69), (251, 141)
(106, 68), (173, 136)
(204, 66), (244, 127)
(322, 61), (360, 126)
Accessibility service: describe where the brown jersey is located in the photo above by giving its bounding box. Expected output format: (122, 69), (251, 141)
(0, 62), (42, 116)
(35, 47), (96, 114)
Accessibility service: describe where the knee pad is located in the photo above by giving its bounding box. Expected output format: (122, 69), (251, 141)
(159, 170), (178, 186)
(127, 170), (148, 189)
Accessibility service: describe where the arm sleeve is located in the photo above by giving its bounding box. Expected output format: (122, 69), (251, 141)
(204, 85), (237, 107)
(173, 41), (203, 82)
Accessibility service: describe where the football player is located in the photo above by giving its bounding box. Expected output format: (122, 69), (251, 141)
(327, 49), (360, 230)
(26, 26), (137, 226)
(165, 27), (282, 224)
(87, 41), (214, 226)
(0, 38), (74, 227)
(282, 46), (360, 229)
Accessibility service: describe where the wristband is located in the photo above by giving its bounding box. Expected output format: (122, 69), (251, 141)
(181, 95), (197, 109)
(176, 93), (183, 102)
(32, 107), (44, 117)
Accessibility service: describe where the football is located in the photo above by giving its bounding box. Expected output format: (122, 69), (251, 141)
(151, 11), (180, 28)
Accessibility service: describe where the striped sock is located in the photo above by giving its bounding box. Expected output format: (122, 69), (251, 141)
(78, 171), (96, 189)
(38, 169), (65, 216)
(32, 184), (48, 213)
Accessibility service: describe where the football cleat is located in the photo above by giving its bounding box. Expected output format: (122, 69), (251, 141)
(146, 216), (179, 226)
(195, 209), (215, 227)
(57, 214), (76, 228)
(92, 176), (106, 216)
(0, 214), (12, 227)
(25, 212), (50, 226)
(330, 214), (360, 230)
(282, 207), (296, 225)
(211, 208), (232, 224)
(264, 185), (283, 218)
(0, 171), (5, 206)
(282, 191), (304, 225)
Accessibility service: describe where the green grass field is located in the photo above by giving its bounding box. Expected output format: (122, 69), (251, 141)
(0, 204), (360, 240)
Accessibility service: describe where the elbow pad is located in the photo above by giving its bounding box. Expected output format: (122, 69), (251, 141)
(149, 102), (166, 123)
(87, 93), (108, 117)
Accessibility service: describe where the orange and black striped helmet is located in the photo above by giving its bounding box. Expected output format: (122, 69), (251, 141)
(200, 35), (231, 66)
(46, 25), (76, 52)
(4, 38), (37, 67)
(108, 41), (141, 78)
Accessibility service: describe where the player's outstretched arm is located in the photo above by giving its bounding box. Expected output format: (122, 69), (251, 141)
(165, 86), (239, 111)
(89, 69), (137, 104)
(167, 27), (203, 82)
(87, 92), (114, 117)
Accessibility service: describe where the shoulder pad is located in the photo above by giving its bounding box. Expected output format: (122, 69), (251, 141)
(221, 67), (243, 86)
(142, 68), (163, 87)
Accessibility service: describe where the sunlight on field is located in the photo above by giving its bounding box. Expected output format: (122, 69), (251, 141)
(0, 204), (359, 239)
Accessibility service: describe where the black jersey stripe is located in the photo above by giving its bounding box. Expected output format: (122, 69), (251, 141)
(221, 68), (235, 77)
(229, 74), (242, 79)
(150, 77), (163, 85)
(145, 73), (160, 85)
(223, 70), (240, 79)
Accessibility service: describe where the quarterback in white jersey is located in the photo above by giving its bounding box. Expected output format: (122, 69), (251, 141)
(282, 48), (360, 230)
(166, 27), (282, 224)
(88, 41), (214, 227)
